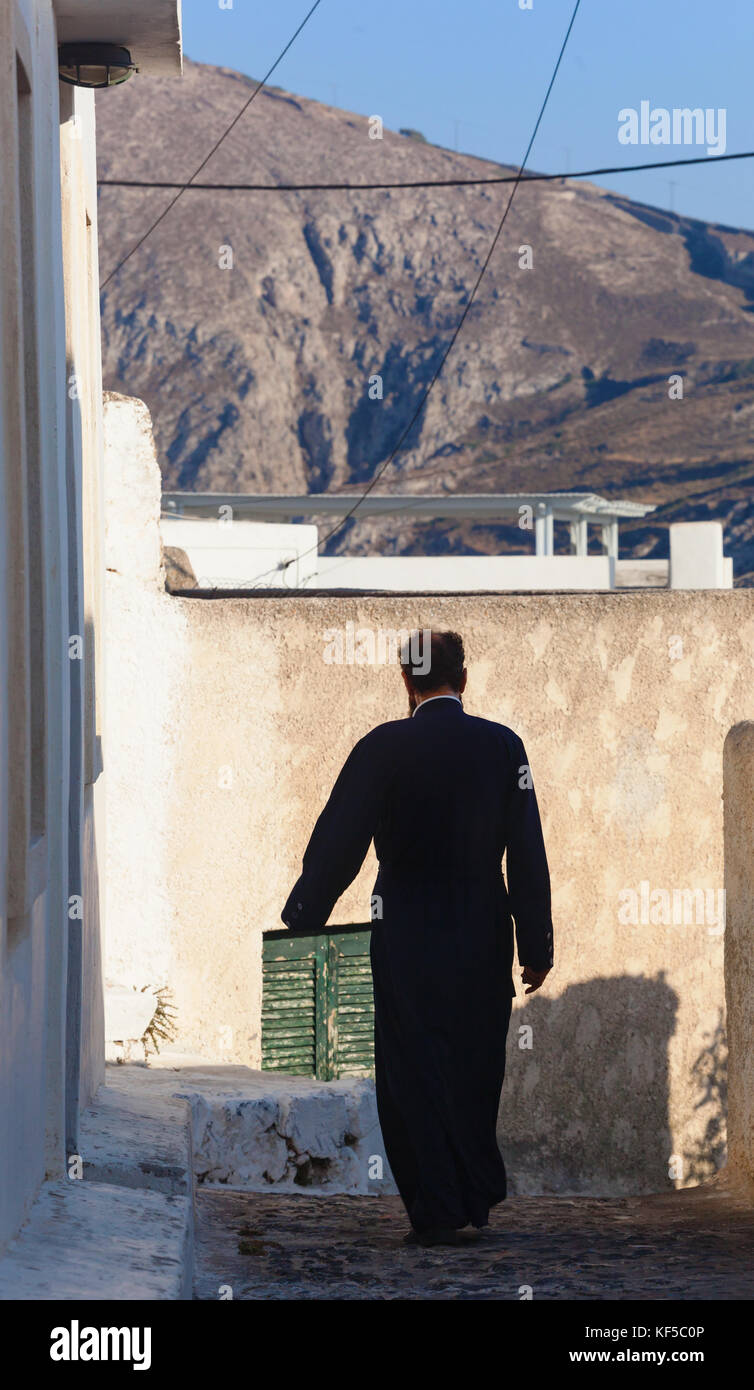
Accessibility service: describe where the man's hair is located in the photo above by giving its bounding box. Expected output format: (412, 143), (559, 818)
(400, 629), (465, 692)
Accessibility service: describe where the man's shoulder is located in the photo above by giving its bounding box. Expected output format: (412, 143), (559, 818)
(342, 718), (411, 765)
(464, 712), (524, 747)
(353, 712), (525, 753)
(358, 716), (412, 748)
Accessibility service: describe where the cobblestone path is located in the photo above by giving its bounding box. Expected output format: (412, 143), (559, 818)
(194, 1181), (754, 1300)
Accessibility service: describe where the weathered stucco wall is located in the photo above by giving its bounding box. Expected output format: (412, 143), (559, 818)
(105, 402), (754, 1196)
(171, 591), (749, 1195)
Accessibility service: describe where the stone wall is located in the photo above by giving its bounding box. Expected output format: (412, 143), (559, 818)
(724, 723), (754, 1195)
(105, 398), (754, 1195)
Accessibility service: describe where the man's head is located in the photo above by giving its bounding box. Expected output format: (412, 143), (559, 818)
(399, 630), (467, 712)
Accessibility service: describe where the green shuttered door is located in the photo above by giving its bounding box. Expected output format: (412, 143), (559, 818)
(262, 926), (374, 1080)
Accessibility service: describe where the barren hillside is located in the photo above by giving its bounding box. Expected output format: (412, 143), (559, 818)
(96, 60), (754, 578)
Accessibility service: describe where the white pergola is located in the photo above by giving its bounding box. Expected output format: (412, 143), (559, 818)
(161, 491), (657, 559)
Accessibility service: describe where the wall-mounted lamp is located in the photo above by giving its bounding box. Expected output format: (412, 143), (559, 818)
(58, 44), (136, 89)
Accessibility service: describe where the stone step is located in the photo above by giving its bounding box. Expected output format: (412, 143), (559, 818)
(0, 1180), (192, 1301)
(0, 1066), (194, 1300)
(78, 1077), (193, 1195)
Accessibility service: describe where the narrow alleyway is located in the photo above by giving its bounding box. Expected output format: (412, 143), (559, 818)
(193, 1181), (754, 1300)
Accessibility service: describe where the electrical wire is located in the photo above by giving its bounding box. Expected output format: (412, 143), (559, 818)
(243, 0), (584, 587)
(98, 147), (754, 193)
(99, 0), (324, 291)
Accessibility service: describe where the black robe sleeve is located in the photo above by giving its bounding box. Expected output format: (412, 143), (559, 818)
(505, 735), (554, 973)
(282, 734), (384, 934)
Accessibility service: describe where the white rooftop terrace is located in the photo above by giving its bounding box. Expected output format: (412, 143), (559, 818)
(160, 493), (733, 592)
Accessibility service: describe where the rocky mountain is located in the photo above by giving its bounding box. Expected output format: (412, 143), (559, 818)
(96, 60), (754, 579)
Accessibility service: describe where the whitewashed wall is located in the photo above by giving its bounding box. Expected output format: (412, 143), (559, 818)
(0, 0), (105, 1251)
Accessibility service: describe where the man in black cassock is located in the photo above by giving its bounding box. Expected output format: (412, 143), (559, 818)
(282, 629), (553, 1247)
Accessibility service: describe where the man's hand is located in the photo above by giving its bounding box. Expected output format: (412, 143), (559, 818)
(521, 965), (551, 995)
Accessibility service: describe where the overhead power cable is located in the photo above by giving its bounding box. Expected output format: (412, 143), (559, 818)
(98, 148), (754, 193)
(99, 0), (324, 291)
(245, 0), (584, 586)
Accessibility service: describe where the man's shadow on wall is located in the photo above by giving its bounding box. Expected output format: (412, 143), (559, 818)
(499, 973), (684, 1197)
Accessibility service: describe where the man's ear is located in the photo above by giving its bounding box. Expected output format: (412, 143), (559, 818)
(459, 668), (468, 694)
(401, 668), (417, 712)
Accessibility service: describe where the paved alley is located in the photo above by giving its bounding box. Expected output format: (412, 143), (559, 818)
(193, 1181), (754, 1301)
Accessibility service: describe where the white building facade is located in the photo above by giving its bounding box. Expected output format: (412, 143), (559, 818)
(0, 0), (181, 1254)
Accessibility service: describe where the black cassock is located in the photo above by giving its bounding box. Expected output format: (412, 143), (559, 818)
(282, 696), (553, 1233)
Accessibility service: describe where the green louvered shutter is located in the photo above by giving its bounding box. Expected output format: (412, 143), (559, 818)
(262, 926), (374, 1080)
(261, 933), (319, 1076)
(329, 930), (374, 1079)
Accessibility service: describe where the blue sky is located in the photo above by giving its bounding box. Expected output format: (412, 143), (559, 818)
(181, 0), (754, 231)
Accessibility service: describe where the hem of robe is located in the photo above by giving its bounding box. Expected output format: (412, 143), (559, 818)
(408, 1178), (507, 1235)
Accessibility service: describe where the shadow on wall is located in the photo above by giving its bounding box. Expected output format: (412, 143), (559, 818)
(500, 974), (680, 1197)
(684, 1010), (727, 1185)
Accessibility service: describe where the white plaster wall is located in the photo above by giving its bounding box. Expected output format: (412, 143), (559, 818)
(104, 394), (189, 1003)
(0, 0), (106, 1248)
(160, 518), (319, 589)
(58, 72), (108, 1133)
(0, 10), (16, 1251)
(1, 0), (65, 1246)
(0, 0), (72, 1248)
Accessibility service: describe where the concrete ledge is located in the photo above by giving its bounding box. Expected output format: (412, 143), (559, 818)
(187, 1077), (395, 1195)
(108, 1061), (397, 1195)
(0, 1181), (192, 1300)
